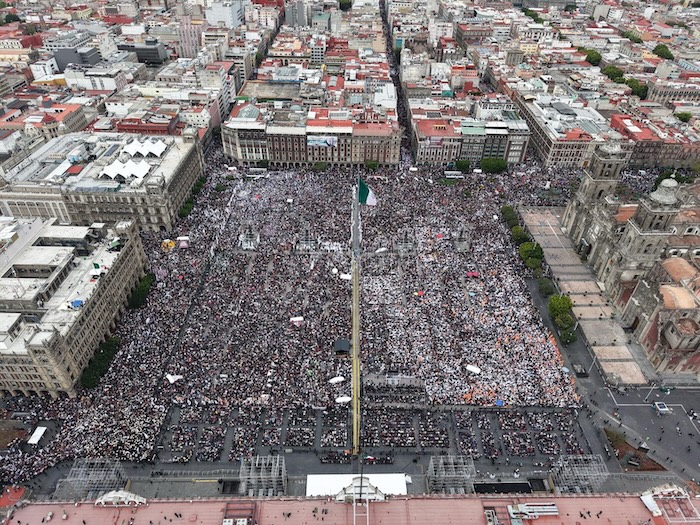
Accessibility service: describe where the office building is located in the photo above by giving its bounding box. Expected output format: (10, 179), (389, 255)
(0, 218), (146, 398)
(0, 131), (203, 231)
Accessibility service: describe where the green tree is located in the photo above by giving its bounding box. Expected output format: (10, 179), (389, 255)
(21, 23), (37, 35)
(564, 3), (576, 11)
(128, 273), (155, 309)
(537, 277), (556, 297)
(80, 337), (121, 389)
(653, 44), (674, 60)
(522, 8), (544, 23)
(653, 171), (695, 190)
(191, 176), (207, 194)
(393, 47), (402, 64)
(585, 49), (601, 66)
(676, 112), (692, 123)
(519, 241), (543, 261)
(511, 226), (530, 245)
(4, 13), (20, 23)
(178, 199), (194, 217)
(255, 51), (264, 67)
(364, 160), (379, 170)
(257, 159), (269, 168)
(560, 330), (577, 344)
(602, 65), (624, 82)
(500, 205), (517, 222)
(454, 159), (470, 172)
(691, 161), (700, 175)
(548, 294), (573, 319)
(620, 30), (642, 43)
(340, 0), (351, 10)
(555, 313), (575, 330)
(625, 78), (648, 99)
(480, 157), (508, 173)
(312, 161), (328, 171)
(525, 257), (542, 270)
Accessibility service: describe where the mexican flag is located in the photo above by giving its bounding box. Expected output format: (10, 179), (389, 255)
(359, 178), (377, 206)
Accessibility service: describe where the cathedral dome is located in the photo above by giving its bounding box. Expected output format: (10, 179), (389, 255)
(648, 178), (678, 205)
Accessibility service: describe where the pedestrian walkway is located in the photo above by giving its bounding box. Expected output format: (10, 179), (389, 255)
(520, 207), (658, 385)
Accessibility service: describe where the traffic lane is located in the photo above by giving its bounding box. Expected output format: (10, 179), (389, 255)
(614, 404), (700, 475)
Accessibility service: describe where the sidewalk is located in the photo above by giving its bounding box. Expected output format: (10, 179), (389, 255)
(520, 206), (658, 385)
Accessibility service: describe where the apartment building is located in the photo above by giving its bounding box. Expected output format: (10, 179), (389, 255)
(647, 80), (700, 107)
(0, 104), (89, 141)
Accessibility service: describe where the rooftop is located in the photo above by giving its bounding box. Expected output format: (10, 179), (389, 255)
(0, 217), (132, 355)
(0, 132), (195, 194)
(6, 493), (693, 525)
(659, 284), (697, 309)
(661, 258), (698, 283)
(523, 94), (620, 142)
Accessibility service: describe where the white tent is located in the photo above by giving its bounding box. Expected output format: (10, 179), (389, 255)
(123, 139), (167, 158)
(640, 494), (662, 517)
(466, 364), (481, 375)
(95, 490), (147, 507)
(27, 426), (47, 445)
(165, 374), (183, 384)
(306, 474), (407, 497)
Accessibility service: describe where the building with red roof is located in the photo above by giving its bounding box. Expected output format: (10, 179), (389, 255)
(0, 103), (88, 140)
(4, 491), (699, 525)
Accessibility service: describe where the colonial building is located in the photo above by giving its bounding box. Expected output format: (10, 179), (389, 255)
(563, 143), (700, 375)
(0, 130), (204, 231)
(222, 103), (401, 167)
(412, 116), (530, 166)
(620, 258), (700, 374)
(0, 218), (147, 398)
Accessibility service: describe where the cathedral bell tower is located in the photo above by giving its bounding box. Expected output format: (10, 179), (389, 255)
(563, 143), (628, 254)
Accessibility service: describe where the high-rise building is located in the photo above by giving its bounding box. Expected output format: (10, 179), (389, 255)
(285, 0), (309, 26)
(177, 15), (205, 58)
(206, 0), (247, 29)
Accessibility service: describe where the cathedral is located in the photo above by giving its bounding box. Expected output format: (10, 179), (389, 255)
(563, 144), (700, 374)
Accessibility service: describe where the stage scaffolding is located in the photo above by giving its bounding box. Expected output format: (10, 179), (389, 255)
(427, 455), (476, 494)
(238, 455), (287, 497)
(53, 458), (127, 501)
(551, 454), (609, 494)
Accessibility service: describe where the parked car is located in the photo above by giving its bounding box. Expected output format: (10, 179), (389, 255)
(572, 363), (588, 377)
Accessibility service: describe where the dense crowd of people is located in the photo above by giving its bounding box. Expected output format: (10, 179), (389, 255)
(0, 140), (598, 483)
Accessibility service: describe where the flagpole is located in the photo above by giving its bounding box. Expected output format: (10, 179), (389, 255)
(351, 174), (361, 457)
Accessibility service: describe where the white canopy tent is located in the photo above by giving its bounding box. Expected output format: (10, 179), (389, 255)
(306, 474), (407, 497)
(95, 490), (147, 507)
(27, 426), (47, 445)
